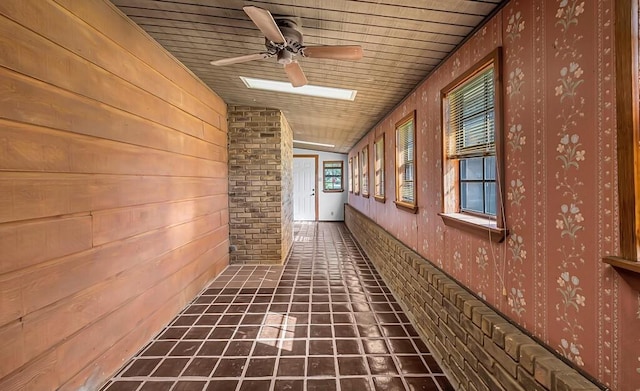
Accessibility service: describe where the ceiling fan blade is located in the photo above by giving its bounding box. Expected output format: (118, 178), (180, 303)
(210, 52), (271, 66)
(284, 62), (308, 87)
(302, 45), (364, 61)
(243, 6), (286, 45)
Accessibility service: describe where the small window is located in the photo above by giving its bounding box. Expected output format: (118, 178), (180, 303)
(323, 161), (344, 192)
(353, 153), (360, 195)
(440, 48), (506, 242)
(361, 146), (370, 197)
(348, 158), (353, 193)
(374, 135), (385, 202)
(395, 112), (417, 212)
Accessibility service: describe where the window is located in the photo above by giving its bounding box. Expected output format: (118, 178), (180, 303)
(353, 153), (360, 195)
(348, 158), (353, 193)
(395, 112), (417, 212)
(440, 48), (506, 242)
(323, 161), (344, 192)
(374, 135), (385, 202)
(361, 146), (370, 197)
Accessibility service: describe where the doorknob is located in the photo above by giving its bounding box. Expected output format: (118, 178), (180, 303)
(311, 188), (315, 196)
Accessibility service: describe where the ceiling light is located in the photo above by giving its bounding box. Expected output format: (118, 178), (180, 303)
(293, 140), (335, 148)
(240, 77), (357, 101)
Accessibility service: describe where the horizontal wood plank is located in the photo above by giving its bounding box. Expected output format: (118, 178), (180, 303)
(0, 121), (227, 177)
(93, 195), (227, 245)
(0, 216), (92, 275)
(0, 172), (227, 224)
(0, 70), (223, 161)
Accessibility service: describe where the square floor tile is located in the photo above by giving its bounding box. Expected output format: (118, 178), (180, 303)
(121, 358), (161, 377)
(245, 358), (276, 377)
(307, 357), (335, 377)
(367, 356), (398, 375)
(277, 357), (306, 376)
(182, 358), (218, 377)
(151, 358), (189, 377)
(396, 356), (428, 375)
(212, 358), (246, 377)
(337, 356), (368, 376)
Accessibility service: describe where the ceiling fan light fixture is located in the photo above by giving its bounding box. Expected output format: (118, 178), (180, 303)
(240, 76), (357, 101)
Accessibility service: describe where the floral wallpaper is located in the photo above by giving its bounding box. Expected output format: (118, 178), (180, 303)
(348, 0), (640, 388)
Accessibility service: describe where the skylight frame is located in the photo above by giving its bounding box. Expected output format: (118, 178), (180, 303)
(240, 76), (357, 101)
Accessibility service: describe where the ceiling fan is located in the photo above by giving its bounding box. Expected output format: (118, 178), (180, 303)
(210, 6), (363, 87)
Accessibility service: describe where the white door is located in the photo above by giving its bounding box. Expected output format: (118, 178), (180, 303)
(293, 156), (317, 220)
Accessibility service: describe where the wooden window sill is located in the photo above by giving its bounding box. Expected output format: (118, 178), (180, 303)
(439, 212), (507, 243)
(323, 189), (344, 193)
(362, 194), (370, 198)
(602, 256), (640, 274)
(374, 196), (386, 203)
(394, 201), (418, 214)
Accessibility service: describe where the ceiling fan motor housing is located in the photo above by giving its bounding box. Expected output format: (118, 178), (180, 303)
(267, 18), (304, 64)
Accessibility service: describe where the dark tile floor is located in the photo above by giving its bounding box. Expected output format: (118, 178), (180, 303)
(102, 222), (453, 391)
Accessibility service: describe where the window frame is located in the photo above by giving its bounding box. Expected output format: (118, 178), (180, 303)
(353, 153), (360, 195)
(374, 134), (386, 203)
(439, 47), (507, 242)
(322, 160), (344, 193)
(394, 111), (418, 213)
(604, 0), (640, 272)
(361, 145), (370, 198)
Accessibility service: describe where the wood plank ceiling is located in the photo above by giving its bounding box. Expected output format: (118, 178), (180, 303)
(111, 0), (504, 153)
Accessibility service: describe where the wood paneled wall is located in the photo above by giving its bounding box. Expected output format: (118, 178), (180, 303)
(0, 1), (229, 389)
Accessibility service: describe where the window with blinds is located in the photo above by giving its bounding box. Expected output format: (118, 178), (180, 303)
(323, 161), (343, 192)
(361, 146), (369, 197)
(348, 158), (353, 193)
(353, 153), (360, 194)
(395, 112), (416, 210)
(374, 135), (385, 201)
(442, 49), (501, 219)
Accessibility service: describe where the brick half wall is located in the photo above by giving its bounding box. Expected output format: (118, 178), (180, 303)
(345, 205), (602, 391)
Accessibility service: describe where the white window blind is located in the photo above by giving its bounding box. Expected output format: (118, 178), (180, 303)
(445, 65), (495, 159)
(374, 138), (385, 198)
(361, 147), (369, 196)
(354, 153), (360, 194)
(396, 117), (415, 204)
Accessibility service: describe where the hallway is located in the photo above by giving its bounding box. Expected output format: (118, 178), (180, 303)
(101, 222), (453, 391)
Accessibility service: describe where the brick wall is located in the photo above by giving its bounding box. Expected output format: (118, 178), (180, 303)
(345, 205), (602, 391)
(228, 106), (293, 264)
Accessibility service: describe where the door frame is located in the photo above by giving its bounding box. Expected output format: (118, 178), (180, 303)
(293, 154), (319, 221)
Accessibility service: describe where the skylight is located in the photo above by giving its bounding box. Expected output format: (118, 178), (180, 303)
(240, 77), (357, 101)
(293, 140), (335, 148)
